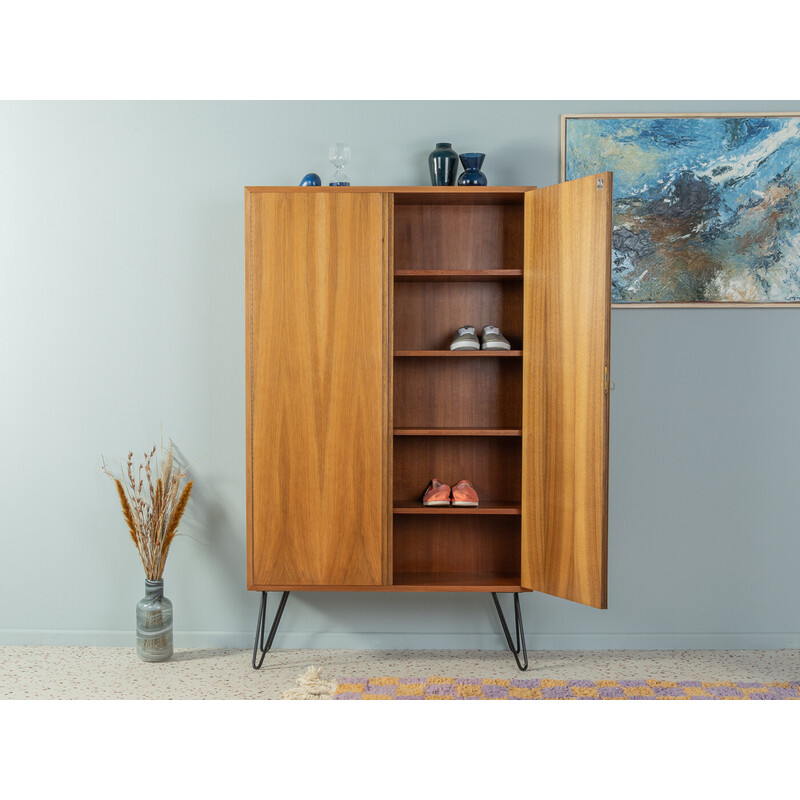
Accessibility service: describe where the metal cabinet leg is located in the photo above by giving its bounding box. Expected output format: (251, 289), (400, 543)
(491, 592), (529, 671)
(252, 591), (290, 670)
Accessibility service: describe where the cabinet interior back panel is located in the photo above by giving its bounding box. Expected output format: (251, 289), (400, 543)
(394, 204), (524, 270)
(393, 359), (522, 429)
(393, 516), (521, 578)
(393, 281), (523, 351)
(393, 436), (521, 504)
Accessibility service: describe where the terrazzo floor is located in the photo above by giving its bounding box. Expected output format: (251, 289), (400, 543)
(2, 647), (798, 699)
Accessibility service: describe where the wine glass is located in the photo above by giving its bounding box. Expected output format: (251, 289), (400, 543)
(328, 143), (351, 186)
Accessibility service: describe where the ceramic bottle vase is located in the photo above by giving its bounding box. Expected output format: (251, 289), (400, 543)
(136, 579), (173, 662)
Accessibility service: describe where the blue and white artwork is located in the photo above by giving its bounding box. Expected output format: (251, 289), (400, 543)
(564, 115), (800, 303)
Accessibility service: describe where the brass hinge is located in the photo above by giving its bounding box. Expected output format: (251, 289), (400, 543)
(604, 364), (609, 394)
(596, 177), (604, 190)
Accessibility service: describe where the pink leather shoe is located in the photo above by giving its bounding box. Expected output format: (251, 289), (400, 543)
(451, 480), (479, 507)
(422, 479), (451, 506)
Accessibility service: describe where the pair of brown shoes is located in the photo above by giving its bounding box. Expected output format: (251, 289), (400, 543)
(422, 478), (479, 508)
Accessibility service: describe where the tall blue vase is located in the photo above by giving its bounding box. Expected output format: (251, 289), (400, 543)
(457, 152), (487, 186)
(428, 142), (458, 186)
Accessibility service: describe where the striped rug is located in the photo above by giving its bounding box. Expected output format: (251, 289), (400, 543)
(333, 677), (800, 700)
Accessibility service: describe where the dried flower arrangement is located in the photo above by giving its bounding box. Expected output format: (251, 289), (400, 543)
(101, 442), (193, 580)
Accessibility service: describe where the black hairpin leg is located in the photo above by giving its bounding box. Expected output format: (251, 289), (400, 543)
(252, 591), (290, 670)
(491, 592), (528, 671)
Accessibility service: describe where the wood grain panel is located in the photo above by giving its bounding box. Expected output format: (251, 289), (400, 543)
(247, 579), (525, 592)
(393, 500), (520, 515)
(521, 173), (612, 608)
(247, 191), (388, 587)
(394, 350), (522, 357)
(393, 516), (520, 580)
(393, 281), (523, 351)
(393, 358), (522, 429)
(248, 187), (533, 203)
(393, 436), (521, 505)
(394, 270), (523, 281)
(394, 204), (524, 270)
(385, 193), (394, 583)
(394, 428), (521, 436)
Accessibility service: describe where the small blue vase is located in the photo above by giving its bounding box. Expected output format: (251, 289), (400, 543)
(299, 173), (321, 186)
(428, 142), (458, 186)
(457, 153), (487, 186)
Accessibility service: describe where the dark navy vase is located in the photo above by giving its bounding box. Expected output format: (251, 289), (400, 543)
(428, 142), (458, 186)
(457, 152), (487, 186)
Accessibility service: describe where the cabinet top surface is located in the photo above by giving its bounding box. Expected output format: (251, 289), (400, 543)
(246, 186), (537, 204)
(245, 186), (536, 192)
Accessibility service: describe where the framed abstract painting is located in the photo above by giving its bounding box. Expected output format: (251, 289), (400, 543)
(562, 113), (800, 306)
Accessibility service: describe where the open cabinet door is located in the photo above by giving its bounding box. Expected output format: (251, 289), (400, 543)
(521, 173), (612, 608)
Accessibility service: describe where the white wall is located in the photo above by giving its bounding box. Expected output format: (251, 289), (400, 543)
(2, 100), (799, 649)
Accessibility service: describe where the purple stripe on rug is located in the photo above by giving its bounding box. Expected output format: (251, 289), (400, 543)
(597, 687), (626, 698)
(541, 687), (574, 699)
(652, 686), (686, 697)
(510, 678), (542, 688)
(482, 685), (509, 699)
(706, 686), (743, 697)
(425, 683), (456, 696)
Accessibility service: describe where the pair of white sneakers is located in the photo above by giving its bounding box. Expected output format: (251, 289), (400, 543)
(449, 325), (510, 351)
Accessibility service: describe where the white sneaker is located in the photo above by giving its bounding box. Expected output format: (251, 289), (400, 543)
(450, 325), (480, 350)
(481, 325), (510, 350)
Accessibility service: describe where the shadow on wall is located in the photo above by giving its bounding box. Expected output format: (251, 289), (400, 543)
(172, 445), (244, 600)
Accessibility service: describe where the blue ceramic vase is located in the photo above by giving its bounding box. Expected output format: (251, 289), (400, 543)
(428, 142), (458, 186)
(299, 173), (321, 186)
(457, 153), (487, 186)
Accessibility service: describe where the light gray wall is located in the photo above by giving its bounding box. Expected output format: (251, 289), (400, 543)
(2, 100), (799, 650)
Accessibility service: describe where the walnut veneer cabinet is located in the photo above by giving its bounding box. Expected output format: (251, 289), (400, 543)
(246, 175), (612, 669)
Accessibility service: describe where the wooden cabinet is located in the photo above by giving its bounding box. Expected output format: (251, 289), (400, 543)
(246, 175), (611, 610)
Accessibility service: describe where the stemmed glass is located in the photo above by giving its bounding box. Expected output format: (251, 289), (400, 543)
(328, 143), (351, 186)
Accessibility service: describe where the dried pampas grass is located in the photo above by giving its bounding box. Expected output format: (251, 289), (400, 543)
(101, 441), (193, 580)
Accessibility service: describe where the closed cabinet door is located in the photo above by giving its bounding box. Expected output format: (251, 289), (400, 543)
(246, 191), (389, 587)
(521, 173), (612, 608)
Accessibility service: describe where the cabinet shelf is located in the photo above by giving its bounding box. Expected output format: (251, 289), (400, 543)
(392, 572), (523, 592)
(394, 270), (523, 281)
(393, 427), (522, 437)
(393, 501), (521, 515)
(395, 350), (522, 357)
